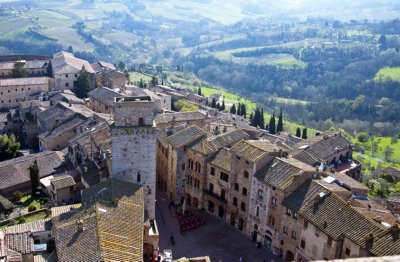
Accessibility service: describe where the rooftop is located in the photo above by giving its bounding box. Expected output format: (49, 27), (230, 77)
(189, 129), (249, 155)
(0, 77), (48, 87)
(0, 151), (66, 192)
(51, 51), (94, 74)
(163, 125), (208, 149)
(230, 139), (288, 162)
(50, 175), (76, 190)
(155, 111), (207, 125)
(88, 86), (125, 107)
(53, 178), (144, 261)
(255, 157), (315, 190)
(292, 132), (352, 166)
(209, 148), (232, 172)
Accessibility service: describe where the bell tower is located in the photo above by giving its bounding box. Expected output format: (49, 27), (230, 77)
(111, 96), (157, 219)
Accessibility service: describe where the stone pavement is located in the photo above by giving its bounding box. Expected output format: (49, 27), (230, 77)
(156, 191), (281, 262)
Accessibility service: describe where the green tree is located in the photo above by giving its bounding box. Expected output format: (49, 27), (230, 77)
(269, 114), (276, 134)
(197, 87), (202, 96)
(240, 103), (247, 118)
(230, 103), (236, 114)
(356, 132), (369, 143)
(295, 127), (301, 138)
(277, 109), (283, 133)
(29, 159), (40, 196)
(118, 61), (126, 71)
(11, 60), (27, 78)
(221, 100), (225, 111)
(151, 76), (158, 87)
(302, 128), (308, 139)
(75, 66), (91, 99)
(211, 98), (217, 108)
(383, 146), (394, 161)
(0, 134), (20, 161)
(237, 102), (242, 116)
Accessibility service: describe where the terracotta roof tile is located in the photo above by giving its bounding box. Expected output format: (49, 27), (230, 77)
(50, 175), (76, 190)
(209, 148), (232, 172)
(163, 125), (207, 148)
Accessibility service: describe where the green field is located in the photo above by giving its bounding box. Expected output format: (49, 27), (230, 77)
(351, 136), (400, 172)
(129, 72), (153, 84)
(168, 72), (318, 137)
(374, 67), (400, 82)
(271, 55), (306, 68)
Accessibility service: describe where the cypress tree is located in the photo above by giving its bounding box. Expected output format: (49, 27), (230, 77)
(269, 114), (276, 134)
(216, 102), (221, 110)
(230, 103), (236, 114)
(211, 98), (217, 108)
(302, 128), (308, 139)
(295, 127), (301, 137)
(198, 87), (202, 96)
(277, 108), (283, 133)
(241, 104), (247, 118)
(237, 103), (242, 116)
(29, 159), (40, 196)
(251, 108), (259, 127)
(249, 112), (254, 125)
(260, 108), (265, 129)
(221, 100), (225, 111)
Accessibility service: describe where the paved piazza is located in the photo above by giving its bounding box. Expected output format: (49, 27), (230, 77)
(156, 191), (281, 262)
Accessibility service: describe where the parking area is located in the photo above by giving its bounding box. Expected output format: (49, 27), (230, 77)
(155, 191), (281, 262)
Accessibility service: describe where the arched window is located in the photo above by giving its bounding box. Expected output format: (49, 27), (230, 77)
(198, 163), (201, 173)
(233, 197), (237, 206)
(256, 206), (260, 217)
(234, 183), (239, 191)
(137, 172), (141, 183)
(242, 187), (247, 196)
(244, 171), (249, 178)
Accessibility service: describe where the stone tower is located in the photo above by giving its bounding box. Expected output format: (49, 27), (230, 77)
(111, 96), (157, 220)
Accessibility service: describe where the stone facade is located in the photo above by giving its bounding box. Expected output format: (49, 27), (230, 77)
(111, 96), (157, 220)
(0, 77), (50, 109)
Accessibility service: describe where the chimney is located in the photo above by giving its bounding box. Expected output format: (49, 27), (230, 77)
(77, 219), (84, 232)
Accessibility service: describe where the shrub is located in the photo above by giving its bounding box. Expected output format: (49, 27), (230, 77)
(12, 191), (23, 202)
(28, 205), (37, 212)
(18, 217), (25, 224)
(356, 132), (369, 143)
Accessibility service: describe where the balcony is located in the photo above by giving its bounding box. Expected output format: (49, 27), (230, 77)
(203, 189), (228, 203)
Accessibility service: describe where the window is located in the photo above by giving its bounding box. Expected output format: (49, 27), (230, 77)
(268, 216), (275, 226)
(257, 190), (263, 198)
(66, 74), (68, 78)
(234, 183), (239, 191)
(138, 118), (144, 126)
(182, 164), (185, 171)
(210, 167), (215, 176)
(209, 183), (214, 193)
(136, 172), (141, 182)
(271, 197), (277, 206)
(327, 237), (333, 247)
(294, 212), (299, 219)
(244, 171), (249, 178)
(197, 163), (201, 173)
(315, 228), (320, 237)
(283, 226), (288, 235)
(220, 172), (229, 182)
(221, 189), (226, 200)
(66, 82), (69, 87)
(303, 220), (308, 229)
(291, 231), (297, 239)
(301, 239), (306, 249)
(245, 160), (250, 164)
(287, 208), (292, 216)
(241, 202), (246, 212)
(233, 197), (237, 206)
(242, 187), (247, 196)
(345, 248), (351, 256)
(256, 206), (259, 217)
(75, 74), (78, 77)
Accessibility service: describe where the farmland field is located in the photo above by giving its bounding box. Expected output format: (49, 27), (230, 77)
(374, 67), (400, 82)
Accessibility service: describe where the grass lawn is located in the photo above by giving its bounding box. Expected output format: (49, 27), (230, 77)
(19, 195), (43, 210)
(129, 72), (153, 84)
(0, 211), (48, 229)
(351, 136), (400, 173)
(270, 55), (306, 68)
(374, 67), (400, 82)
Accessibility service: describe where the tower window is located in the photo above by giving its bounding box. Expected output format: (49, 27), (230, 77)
(139, 118), (144, 126)
(137, 172), (141, 183)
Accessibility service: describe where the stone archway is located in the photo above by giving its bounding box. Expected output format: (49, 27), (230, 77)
(192, 197), (199, 209)
(286, 250), (295, 261)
